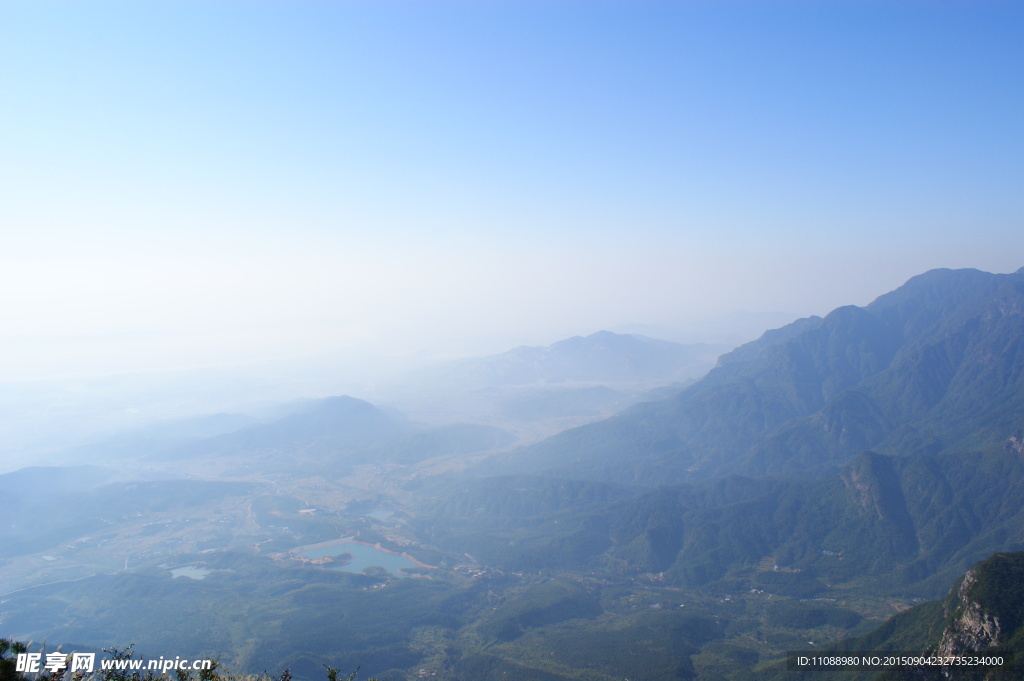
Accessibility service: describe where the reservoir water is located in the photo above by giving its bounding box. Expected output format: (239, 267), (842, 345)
(296, 540), (418, 576)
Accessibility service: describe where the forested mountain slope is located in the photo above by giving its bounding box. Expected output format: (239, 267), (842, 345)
(478, 267), (1024, 485)
(750, 552), (1024, 681)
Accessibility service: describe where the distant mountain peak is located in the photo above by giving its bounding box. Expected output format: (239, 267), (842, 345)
(488, 265), (1024, 485)
(419, 331), (727, 388)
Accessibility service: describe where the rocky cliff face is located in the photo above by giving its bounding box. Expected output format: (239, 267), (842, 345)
(935, 567), (1004, 658)
(904, 552), (1024, 680)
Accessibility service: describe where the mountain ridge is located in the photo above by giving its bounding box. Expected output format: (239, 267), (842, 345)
(411, 330), (726, 388)
(476, 267), (1024, 485)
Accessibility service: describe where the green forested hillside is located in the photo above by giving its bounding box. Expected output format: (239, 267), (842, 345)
(479, 268), (1024, 486)
(416, 445), (1024, 597)
(748, 552), (1024, 681)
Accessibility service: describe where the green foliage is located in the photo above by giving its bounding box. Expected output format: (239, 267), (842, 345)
(1, 640), (29, 681)
(419, 441), (1024, 603)
(757, 552), (1024, 681)
(478, 579), (601, 642)
(766, 601), (862, 630)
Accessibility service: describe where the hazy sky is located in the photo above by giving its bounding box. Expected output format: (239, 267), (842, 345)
(2, 1), (1022, 382)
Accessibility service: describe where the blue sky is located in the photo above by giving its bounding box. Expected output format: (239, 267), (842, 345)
(2, 1), (1022, 380)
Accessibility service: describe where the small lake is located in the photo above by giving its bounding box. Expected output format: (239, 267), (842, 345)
(296, 540), (418, 576)
(170, 565), (213, 580)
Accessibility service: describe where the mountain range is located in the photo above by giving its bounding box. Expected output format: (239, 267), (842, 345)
(3, 266), (1024, 681)
(376, 331), (727, 438)
(477, 267), (1024, 485)
(414, 268), (1024, 599)
(413, 331), (726, 387)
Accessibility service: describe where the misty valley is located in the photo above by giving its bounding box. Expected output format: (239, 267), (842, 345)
(4, 267), (1024, 681)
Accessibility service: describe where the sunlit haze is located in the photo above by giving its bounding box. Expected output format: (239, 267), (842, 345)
(3, 1), (1022, 382)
